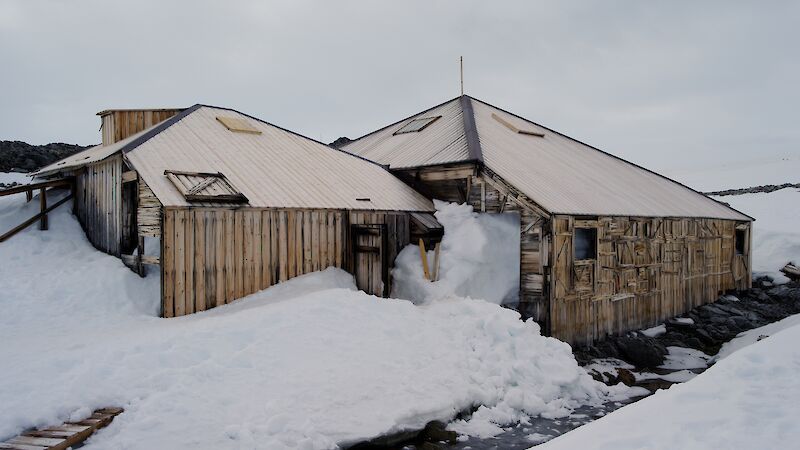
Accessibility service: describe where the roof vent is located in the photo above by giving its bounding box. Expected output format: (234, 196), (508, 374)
(216, 116), (262, 135)
(491, 113), (544, 137)
(164, 170), (248, 203)
(393, 116), (441, 135)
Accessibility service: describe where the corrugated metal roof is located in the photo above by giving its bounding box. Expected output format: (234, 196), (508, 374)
(31, 127), (152, 177)
(341, 98), (470, 169)
(123, 106), (433, 211)
(342, 96), (751, 221)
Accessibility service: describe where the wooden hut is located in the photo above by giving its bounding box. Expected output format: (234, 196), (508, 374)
(33, 105), (434, 317)
(340, 95), (754, 346)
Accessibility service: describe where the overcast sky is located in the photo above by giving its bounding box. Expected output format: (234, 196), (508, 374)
(0, 0), (797, 173)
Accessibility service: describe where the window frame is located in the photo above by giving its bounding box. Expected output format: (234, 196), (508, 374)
(573, 227), (598, 261)
(393, 116), (442, 135)
(735, 228), (747, 255)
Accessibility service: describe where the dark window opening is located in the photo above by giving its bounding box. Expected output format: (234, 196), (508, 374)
(574, 228), (597, 260)
(735, 228), (746, 255)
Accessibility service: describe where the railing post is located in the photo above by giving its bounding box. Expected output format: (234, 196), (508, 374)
(39, 188), (48, 230)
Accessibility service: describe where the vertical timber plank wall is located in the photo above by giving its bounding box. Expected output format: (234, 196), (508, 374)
(100, 110), (181, 146)
(73, 155), (123, 255)
(163, 208), (349, 317)
(348, 211), (411, 297)
(550, 215), (752, 345)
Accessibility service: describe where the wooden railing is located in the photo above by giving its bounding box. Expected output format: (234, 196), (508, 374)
(0, 178), (73, 242)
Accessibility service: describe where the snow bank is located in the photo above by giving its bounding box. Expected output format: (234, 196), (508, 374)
(0, 191), (636, 448)
(715, 312), (800, 361)
(0, 172), (30, 185)
(711, 188), (800, 282)
(392, 200), (520, 305)
(539, 321), (800, 450)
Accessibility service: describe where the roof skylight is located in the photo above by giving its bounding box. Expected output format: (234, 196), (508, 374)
(216, 116), (262, 135)
(491, 113), (545, 137)
(393, 116), (441, 135)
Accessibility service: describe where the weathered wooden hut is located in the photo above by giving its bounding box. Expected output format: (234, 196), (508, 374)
(340, 95), (754, 345)
(33, 105), (434, 317)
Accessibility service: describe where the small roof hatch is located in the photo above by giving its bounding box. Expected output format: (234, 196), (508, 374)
(164, 170), (248, 203)
(491, 113), (545, 137)
(216, 116), (262, 134)
(393, 116), (441, 135)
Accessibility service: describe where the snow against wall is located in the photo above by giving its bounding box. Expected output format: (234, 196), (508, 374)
(392, 200), (520, 305)
(0, 187), (636, 449)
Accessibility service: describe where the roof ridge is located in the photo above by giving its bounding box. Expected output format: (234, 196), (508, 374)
(467, 95), (754, 221)
(460, 95), (483, 163)
(120, 104), (200, 154)
(342, 96), (463, 146)
(196, 104), (391, 171)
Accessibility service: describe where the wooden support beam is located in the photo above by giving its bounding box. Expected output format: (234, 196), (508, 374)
(0, 193), (72, 242)
(418, 238), (431, 280)
(121, 171), (138, 183)
(39, 188), (47, 230)
(0, 179), (70, 196)
(432, 242), (441, 282)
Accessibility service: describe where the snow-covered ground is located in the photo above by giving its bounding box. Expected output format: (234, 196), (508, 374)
(0, 171), (30, 185)
(539, 318), (800, 450)
(0, 185), (638, 449)
(715, 312), (800, 361)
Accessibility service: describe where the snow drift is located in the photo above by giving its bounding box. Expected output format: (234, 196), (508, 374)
(0, 188), (634, 449)
(540, 318), (800, 450)
(392, 200), (520, 305)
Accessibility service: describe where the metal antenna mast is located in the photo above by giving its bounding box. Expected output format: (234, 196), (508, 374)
(460, 56), (464, 95)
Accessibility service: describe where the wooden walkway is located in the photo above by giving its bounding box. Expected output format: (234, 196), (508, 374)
(0, 407), (122, 450)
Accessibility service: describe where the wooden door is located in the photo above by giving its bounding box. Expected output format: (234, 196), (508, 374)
(351, 224), (389, 297)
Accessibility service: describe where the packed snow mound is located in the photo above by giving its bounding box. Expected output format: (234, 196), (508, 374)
(0, 188), (638, 449)
(392, 200), (520, 305)
(539, 321), (800, 450)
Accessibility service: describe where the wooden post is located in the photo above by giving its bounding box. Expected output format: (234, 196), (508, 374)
(432, 242), (441, 282)
(136, 236), (145, 277)
(39, 188), (48, 230)
(418, 238), (430, 280)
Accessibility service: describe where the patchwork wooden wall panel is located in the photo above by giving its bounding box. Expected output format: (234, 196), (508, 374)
(550, 215), (752, 345)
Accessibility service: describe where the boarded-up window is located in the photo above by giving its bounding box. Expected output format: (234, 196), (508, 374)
(164, 170), (248, 203)
(216, 116), (262, 134)
(735, 228), (746, 255)
(393, 116), (441, 135)
(574, 228), (597, 260)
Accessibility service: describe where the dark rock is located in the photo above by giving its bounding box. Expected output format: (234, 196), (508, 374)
(420, 443), (444, 450)
(422, 421), (457, 445)
(614, 368), (637, 386)
(615, 334), (667, 368)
